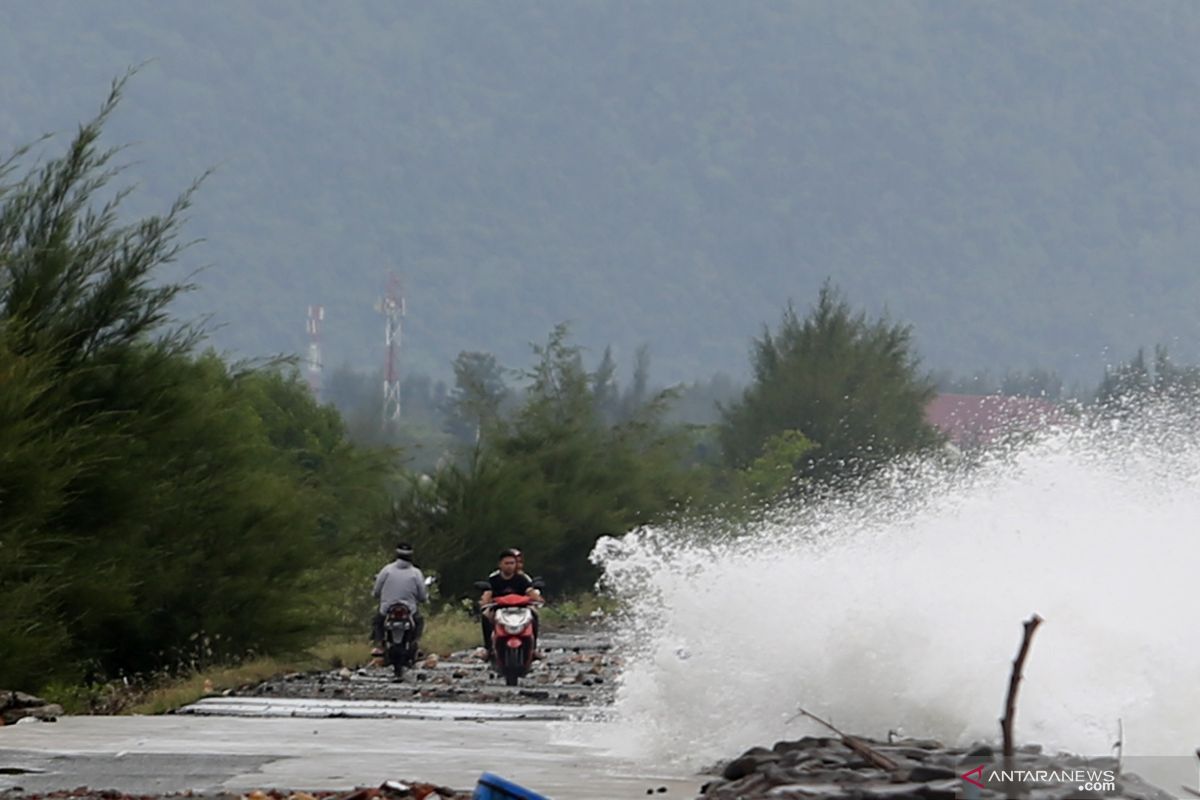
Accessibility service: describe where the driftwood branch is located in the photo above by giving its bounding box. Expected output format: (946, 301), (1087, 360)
(1114, 718), (1123, 771)
(794, 707), (899, 772)
(1001, 613), (1043, 765)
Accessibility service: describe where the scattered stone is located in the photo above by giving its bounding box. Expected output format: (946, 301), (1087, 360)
(223, 631), (616, 709)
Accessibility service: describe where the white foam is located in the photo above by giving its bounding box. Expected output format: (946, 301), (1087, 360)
(586, 414), (1200, 767)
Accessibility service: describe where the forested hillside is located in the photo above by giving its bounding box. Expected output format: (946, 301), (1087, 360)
(3, 1), (1199, 380)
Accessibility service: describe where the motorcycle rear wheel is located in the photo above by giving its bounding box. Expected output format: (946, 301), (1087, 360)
(388, 643), (406, 679)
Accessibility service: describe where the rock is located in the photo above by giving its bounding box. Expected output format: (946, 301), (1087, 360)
(0, 692), (62, 724)
(723, 749), (780, 780)
(2, 702), (63, 724)
(0, 691), (46, 711)
(915, 779), (963, 800)
(857, 783), (937, 799)
(879, 746), (934, 761)
(892, 738), (943, 750)
(773, 737), (836, 754)
(965, 743), (994, 758)
(761, 782), (855, 798)
(906, 764), (958, 782)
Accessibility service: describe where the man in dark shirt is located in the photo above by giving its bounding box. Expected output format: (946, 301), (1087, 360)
(480, 548), (541, 656)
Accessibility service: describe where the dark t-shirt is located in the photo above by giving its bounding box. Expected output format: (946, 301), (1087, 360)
(488, 571), (532, 598)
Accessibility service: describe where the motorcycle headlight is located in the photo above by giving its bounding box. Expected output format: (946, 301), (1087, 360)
(497, 607), (532, 634)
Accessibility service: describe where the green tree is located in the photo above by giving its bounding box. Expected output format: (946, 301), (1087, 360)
(735, 429), (817, 501)
(1095, 345), (1200, 410)
(443, 350), (509, 445)
(0, 80), (395, 689)
(397, 325), (704, 596)
(720, 283), (941, 488)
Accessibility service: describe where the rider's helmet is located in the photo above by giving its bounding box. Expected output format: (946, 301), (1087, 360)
(395, 542), (415, 561)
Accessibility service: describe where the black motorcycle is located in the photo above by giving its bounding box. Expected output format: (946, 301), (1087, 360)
(382, 602), (420, 679)
(382, 575), (436, 679)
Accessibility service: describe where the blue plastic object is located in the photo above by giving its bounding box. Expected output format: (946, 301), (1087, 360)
(472, 771), (552, 800)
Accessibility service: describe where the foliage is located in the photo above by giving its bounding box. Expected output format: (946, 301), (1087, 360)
(395, 326), (704, 596)
(0, 82), (393, 691)
(719, 283), (942, 487)
(443, 350), (510, 445)
(735, 430), (817, 501)
(1095, 345), (1200, 412)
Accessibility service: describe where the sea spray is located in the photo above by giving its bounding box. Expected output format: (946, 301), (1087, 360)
(584, 415), (1200, 767)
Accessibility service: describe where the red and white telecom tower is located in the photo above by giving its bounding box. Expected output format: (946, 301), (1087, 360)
(305, 305), (325, 397)
(379, 274), (405, 424)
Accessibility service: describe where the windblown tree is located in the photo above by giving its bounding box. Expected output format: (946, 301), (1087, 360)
(0, 78), (392, 690)
(719, 283), (942, 489)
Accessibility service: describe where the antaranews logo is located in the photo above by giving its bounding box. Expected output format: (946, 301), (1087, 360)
(960, 764), (1117, 794)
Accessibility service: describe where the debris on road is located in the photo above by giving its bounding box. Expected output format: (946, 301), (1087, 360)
(0, 691), (63, 725)
(0, 779), (472, 800)
(205, 632), (617, 710)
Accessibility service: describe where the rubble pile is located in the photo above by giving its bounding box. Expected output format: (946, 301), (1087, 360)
(699, 737), (1174, 800)
(0, 692), (63, 726)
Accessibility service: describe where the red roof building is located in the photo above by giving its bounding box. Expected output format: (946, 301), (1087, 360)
(925, 393), (1065, 448)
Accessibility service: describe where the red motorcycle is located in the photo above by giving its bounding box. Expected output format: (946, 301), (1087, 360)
(483, 594), (543, 686)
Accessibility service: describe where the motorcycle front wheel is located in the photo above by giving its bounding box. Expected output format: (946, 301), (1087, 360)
(502, 646), (522, 686)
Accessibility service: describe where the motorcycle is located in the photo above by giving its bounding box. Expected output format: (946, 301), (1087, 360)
(382, 575), (436, 679)
(381, 602), (418, 679)
(475, 577), (546, 687)
(481, 594), (543, 686)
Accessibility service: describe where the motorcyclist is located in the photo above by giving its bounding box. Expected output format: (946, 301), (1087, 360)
(479, 548), (541, 657)
(371, 542), (428, 655)
(511, 547), (543, 639)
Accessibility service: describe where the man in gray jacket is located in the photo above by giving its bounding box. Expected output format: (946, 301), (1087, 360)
(371, 542), (429, 653)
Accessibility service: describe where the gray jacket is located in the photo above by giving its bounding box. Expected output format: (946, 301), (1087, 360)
(372, 558), (428, 614)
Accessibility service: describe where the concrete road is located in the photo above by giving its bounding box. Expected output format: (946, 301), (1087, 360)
(0, 713), (701, 800)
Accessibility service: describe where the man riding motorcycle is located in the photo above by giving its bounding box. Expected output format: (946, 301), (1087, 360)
(372, 542), (429, 656)
(479, 548), (541, 657)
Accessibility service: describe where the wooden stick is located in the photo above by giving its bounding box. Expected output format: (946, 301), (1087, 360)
(795, 707), (899, 772)
(1001, 614), (1043, 766)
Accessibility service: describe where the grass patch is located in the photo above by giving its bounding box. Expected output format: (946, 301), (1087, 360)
(41, 635), (373, 716)
(41, 596), (614, 716)
(540, 591), (616, 630)
(423, 608), (482, 656)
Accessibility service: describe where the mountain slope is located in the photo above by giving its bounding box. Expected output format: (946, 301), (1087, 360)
(3, 1), (1199, 380)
